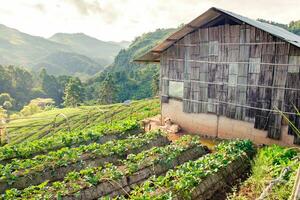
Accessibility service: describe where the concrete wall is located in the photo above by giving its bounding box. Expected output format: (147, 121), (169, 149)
(162, 99), (297, 147)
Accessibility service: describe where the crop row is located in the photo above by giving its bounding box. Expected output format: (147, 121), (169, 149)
(7, 105), (114, 145)
(78, 99), (160, 131)
(123, 140), (255, 200)
(8, 98), (159, 145)
(2, 135), (207, 200)
(0, 130), (170, 193)
(0, 119), (140, 163)
(52, 99), (159, 137)
(2, 98), (160, 163)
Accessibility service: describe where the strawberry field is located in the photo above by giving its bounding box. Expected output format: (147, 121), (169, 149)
(0, 99), (298, 200)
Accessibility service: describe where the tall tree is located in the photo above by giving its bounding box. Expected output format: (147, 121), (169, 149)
(97, 73), (118, 104)
(40, 69), (61, 105)
(151, 71), (159, 96)
(0, 66), (12, 93)
(289, 20), (300, 35)
(63, 78), (84, 107)
(7, 66), (33, 109)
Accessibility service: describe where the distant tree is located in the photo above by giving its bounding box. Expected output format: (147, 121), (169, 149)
(30, 98), (55, 109)
(30, 88), (47, 99)
(63, 78), (84, 107)
(40, 69), (61, 105)
(0, 93), (13, 106)
(289, 20), (300, 35)
(8, 66), (34, 109)
(257, 18), (300, 36)
(19, 98), (55, 116)
(0, 66), (73, 110)
(151, 71), (159, 96)
(3, 101), (12, 110)
(0, 66), (35, 110)
(0, 66), (12, 93)
(20, 104), (41, 116)
(257, 18), (288, 29)
(97, 73), (118, 104)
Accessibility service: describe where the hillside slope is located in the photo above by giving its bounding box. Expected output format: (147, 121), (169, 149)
(87, 28), (176, 102)
(6, 98), (159, 145)
(49, 33), (127, 66)
(33, 51), (104, 78)
(0, 24), (69, 66)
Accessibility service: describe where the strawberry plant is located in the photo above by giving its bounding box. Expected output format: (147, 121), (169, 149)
(2, 135), (207, 199)
(0, 130), (168, 192)
(125, 140), (254, 199)
(0, 119), (140, 162)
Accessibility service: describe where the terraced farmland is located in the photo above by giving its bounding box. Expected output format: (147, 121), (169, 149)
(0, 98), (298, 200)
(5, 98), (160, 145)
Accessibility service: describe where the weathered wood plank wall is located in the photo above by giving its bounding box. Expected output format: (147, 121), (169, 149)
(285, 45), (300, 144)
(160, 24), (300, 144)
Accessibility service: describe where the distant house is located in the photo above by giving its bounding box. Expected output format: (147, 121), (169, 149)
(136, 7), (300, 146)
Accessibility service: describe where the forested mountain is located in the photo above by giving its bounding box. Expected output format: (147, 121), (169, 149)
(0, 24), (68, 66)
(0, 24), (128, 78)
(32, 51), (104, 78)
(0, 28), (175, 110)
(86, 28), (176, 102)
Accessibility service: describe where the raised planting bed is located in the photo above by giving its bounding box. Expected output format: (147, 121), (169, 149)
(0, 130), (170, 193)
(124, 140), (255, 200)
(0, 119), (141, 164)
(3, 135), (208, 200)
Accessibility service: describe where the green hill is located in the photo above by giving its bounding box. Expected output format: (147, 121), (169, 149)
(0, 24), (128, 78)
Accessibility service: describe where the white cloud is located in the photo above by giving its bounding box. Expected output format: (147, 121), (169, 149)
(64, 0), (102, 15)
(0, 0), (299, 41)
(33, 3), (46, 12)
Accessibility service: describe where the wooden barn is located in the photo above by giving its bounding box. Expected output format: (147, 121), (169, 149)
(136, 7), (300, 146)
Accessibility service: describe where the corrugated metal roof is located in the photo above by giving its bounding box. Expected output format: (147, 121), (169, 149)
(217, 8), (300, 48)
(135, 7), (300, 62)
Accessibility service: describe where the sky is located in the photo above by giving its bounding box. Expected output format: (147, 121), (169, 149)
(0, 0), (299, 42)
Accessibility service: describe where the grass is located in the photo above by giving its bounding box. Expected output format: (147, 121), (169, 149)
(228, 145), (299, 200)
(227, 105), (300, 200)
